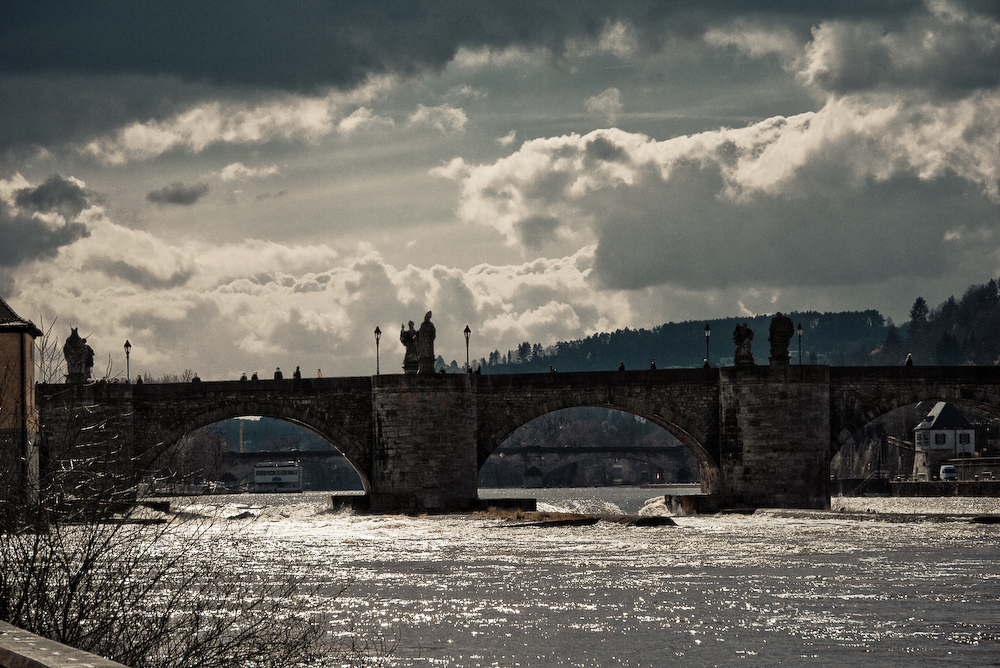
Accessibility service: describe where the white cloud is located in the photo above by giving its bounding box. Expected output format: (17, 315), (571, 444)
(584, 88), (623, 123)
(407, 103), (468, 135)
(429, 157), (470, 181)
(78, 78), (399, 164)
(704, 21), (802, 61)
(447, 85), (487, 101)
(83, 97), (335, 164)
(596, 21), (640, 58)
(218, 162), (280, 182)
(449, 45), (542, 70)
(337, 106), (395, 135)
(496, 130), (517, 147)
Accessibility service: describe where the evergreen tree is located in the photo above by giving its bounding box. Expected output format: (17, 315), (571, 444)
(934, 331), (962, 365)
(884, 322), (901, 349)
(909, 296), (929, 333)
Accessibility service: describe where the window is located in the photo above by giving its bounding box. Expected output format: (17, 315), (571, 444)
(959, 433), (971, 445)
(934, 433), (947, 445)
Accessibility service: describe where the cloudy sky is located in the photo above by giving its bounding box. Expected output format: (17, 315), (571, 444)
(1, 1), (998, 379)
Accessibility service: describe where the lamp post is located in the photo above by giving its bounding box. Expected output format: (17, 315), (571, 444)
(464, 325), (471, 371)
(797, 323), (803, 365)
(124, 339), (131, 383)
(374, 326), (381, 375)
(704, 324), (711, 367)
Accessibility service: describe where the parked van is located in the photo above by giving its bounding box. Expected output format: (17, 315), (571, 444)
(939, 465), (957, 481)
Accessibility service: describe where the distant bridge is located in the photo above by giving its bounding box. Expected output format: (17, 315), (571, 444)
(37, 365), (1000, 511)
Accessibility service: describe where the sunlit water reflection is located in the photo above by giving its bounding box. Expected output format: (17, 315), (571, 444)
(164, 489), (1000, 666)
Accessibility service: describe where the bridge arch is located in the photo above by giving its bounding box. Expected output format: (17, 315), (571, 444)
(146, 404), (372, 492)
(478, 389), (719, 493)
(127, 379), (376, 491)
(829, 372), (1000, 453)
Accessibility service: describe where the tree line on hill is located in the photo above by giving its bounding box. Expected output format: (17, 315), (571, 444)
(869, 278), (1000, 366)
(475, 276), (1000, 373)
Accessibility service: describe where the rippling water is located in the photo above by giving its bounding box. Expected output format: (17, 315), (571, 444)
(166, 489), (1000, 667)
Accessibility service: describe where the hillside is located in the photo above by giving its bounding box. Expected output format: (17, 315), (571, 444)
(477, 277), (1000, 373)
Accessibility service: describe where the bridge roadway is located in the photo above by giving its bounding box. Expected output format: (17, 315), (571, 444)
(37, 365), (1000, 512)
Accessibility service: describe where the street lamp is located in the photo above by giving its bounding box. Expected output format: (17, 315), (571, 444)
(797, 323), (803, 365)
(374, 326), (381, 375)
(124, 339), (131, 383)
(704, 324), (711, 367)
(464, 325), (471, 372)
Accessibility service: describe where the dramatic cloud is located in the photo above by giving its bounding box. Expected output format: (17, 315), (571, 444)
(0, 174), (90, 268)
(2, 1), (999, 379)
(146, 181), (209, 206)
(0, 2), (944, 158)
(8, 206), (629, 378)
(801, 4), (1000, 95)
(440, 91), (1000, 289)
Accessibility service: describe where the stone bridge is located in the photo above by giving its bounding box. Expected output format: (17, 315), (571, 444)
(36, 365), (1000, 512)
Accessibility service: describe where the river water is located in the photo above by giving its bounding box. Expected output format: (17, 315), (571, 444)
(167, 489), (1000, 667)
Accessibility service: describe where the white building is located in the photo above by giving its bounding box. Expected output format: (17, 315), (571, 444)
(912, 402), (975, 480)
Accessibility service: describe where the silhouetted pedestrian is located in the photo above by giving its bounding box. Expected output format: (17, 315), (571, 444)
(274, 367), (283, 380)
(293, 366), (302, 379)
(905, 353), (913, 367)
(251, 371), (258, 380)
(618, 361), (625, 371)
(650, 359), (656, 370)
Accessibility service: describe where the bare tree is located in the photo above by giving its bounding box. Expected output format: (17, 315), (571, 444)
(2, 359), (394, 668)
(33, 316), (66, 384)
(0, 508), (362, 668)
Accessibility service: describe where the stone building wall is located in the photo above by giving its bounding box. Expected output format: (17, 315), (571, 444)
(0, 310), (41, 510)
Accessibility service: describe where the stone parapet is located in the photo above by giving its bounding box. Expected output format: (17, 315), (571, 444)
(0, 621), (129, 668)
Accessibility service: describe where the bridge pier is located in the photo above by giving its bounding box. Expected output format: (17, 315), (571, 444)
(718, 365), (831, 509)
(371, 374), (479, 512)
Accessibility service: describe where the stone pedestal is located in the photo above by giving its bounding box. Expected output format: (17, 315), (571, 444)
(718, 365), (831, 509)
(371, 374), (478, 512)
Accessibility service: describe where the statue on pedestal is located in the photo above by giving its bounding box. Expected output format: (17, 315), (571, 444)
(733, 323), (755, 367)
(416, 311), (436, 374)
(400, 311), (438, 374)
(63, 328), (94, 383)
(400, 321), (418, 374)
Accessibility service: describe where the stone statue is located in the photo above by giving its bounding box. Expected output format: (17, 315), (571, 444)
(63, 327), (94, 382)
(768, 312), (795, 365)
(416, 311), (436, 374)
(400, 321), (418, 374)
(733, 322), (755, 367)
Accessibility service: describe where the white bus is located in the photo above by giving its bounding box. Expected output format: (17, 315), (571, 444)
(253, 461), (302, 492)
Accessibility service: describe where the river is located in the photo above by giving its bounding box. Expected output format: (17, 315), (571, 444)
(166, 489), (1000, 667)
